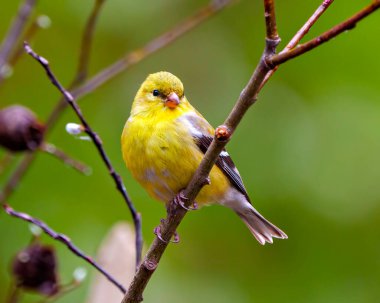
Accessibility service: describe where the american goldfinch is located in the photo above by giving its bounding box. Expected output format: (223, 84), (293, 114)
(121, 71), (287, 245)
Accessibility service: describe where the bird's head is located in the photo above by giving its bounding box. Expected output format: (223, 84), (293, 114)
(132, 71), (189, 116)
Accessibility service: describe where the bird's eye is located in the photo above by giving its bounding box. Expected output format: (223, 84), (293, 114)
(152, 89), (160, 97)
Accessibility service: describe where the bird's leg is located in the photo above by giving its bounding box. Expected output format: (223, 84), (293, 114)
(153, 219), (180, 243)
(173, 190), (198, 211)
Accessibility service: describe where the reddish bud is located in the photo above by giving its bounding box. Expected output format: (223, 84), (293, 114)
(0, 105), (45, 152)
(215, 125), (231, 141)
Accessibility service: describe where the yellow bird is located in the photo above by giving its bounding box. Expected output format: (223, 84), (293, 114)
(121, 71), (287, 244)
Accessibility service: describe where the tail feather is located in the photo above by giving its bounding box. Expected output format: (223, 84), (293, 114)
(236, 205), (287, 245)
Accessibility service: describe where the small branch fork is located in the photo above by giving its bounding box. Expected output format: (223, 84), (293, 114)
(259, 0), (335, 91)
(266, 0), (380, 67)
(3, 204), (126, 294)
(24, 42), (143, 270)
(122, 1), (380, 302)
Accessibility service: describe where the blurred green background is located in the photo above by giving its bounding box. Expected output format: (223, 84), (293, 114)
(1, 0), (380, 302)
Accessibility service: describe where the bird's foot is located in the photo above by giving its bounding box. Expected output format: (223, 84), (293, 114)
(173, 190), (198, 211)
(153, 219), (180, 243)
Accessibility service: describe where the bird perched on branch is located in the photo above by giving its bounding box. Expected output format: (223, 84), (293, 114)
(121, 71), (287, 245)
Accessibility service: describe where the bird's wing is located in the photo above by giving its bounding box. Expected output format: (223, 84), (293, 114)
(178, 112), (251, 203)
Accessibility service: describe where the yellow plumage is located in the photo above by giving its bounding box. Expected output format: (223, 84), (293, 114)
(121, 71), (287, 244)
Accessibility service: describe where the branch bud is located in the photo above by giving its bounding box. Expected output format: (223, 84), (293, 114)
(0, 105), (45, 152)
(65, 123), (84, 135)
(36, 15), (52, 29)
(215, 125), (231, 141)
(73, 267), (87, 283)
(0, 64), (13, 79)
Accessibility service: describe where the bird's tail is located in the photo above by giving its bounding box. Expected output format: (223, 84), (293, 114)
(235, 203), (288, 245)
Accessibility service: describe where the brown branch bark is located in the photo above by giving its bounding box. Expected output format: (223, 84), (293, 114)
(122, 40), (278, 303)
(122, 1), (380, 302)
(3, 204), (126, 293)
(266, 1), (380, 67)
(264, 0), (279, 41)
(121, 2), (281, 301)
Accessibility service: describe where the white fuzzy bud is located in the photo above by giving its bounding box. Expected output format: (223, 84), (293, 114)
(65, 123), (84, 135)
(29, 224), (42, 237)
(37, 15), (52, 29)
(73, 267), (87, 283)
(0, 64), (13, 78)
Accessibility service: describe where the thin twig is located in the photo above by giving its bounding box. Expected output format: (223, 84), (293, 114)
(46, 0), (106, 129)
(9, 15), (51, 67)
(266, 1), (380, 67)
(285, 0), (334, 51)
(71, 0), (233, 99)
(72, 0), (106, 86)
(39, 143), (91, 175)
(0, 16), (44, 86)
(122, 1), (380, 301)
(3, 204), (127, 294)
(0, 0), (37, 71)
(259, 0), (334, 91)
(24, 42), (144, 269)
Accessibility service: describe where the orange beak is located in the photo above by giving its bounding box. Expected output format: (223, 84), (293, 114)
(165, 92), (180, 109)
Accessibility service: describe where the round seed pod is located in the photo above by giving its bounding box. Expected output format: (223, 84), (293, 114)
(12, 243), (59, 296)
(0, 105), (45, 152)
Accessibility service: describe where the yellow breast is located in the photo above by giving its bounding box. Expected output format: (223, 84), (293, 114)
(121, 108), (229, 205)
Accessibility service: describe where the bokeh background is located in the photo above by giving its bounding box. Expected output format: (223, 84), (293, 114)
(1, 0), (380, 302)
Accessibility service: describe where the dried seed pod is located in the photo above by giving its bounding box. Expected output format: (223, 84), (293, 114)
(0, 105), (45, 152)
(12, 242), (59, 296)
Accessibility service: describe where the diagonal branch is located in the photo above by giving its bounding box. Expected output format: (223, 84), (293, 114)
(3, 204), (126, 294)
(266, 1), (380, 67)
(0, 0), (37, 71)
(39, 142), (91, 175)
(121, 1), (380, 302)
(24, 42), (143, 269)
(122, 2), (281, 301)
(71, 0), (232, 99)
